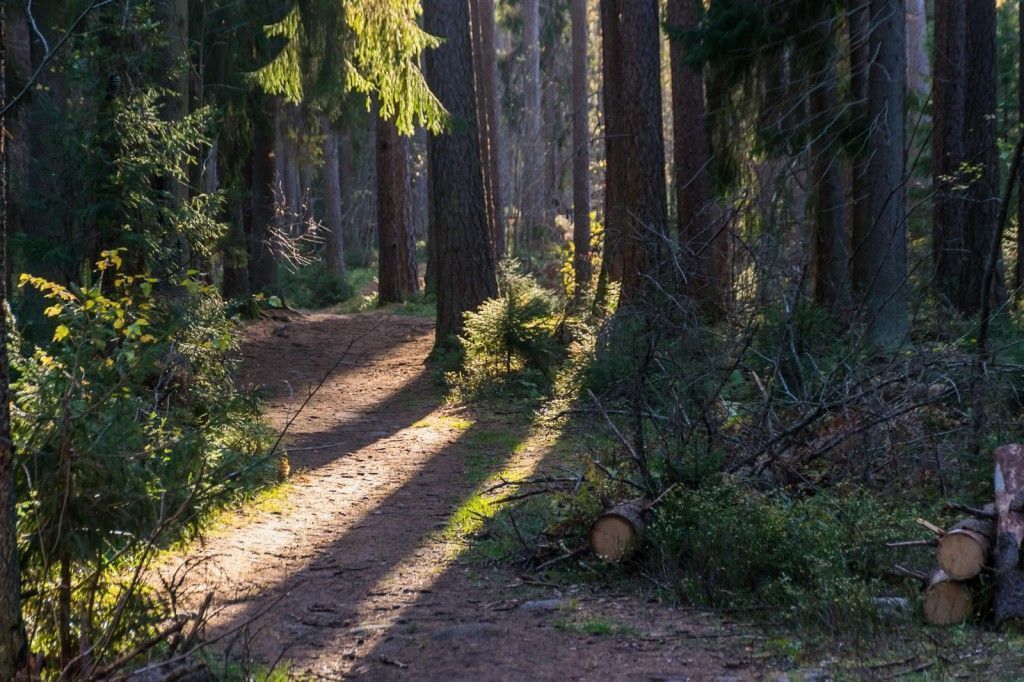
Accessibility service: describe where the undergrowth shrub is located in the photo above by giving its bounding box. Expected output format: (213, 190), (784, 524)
(649, 482), (915, 635)
(448, 260), (565, 401)
(278, 262), (356, 309)
(13, 251), (275, 665)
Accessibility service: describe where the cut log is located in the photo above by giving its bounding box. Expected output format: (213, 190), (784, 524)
(923, 569), (972, 625)
(937, 516), (993, 580)
(994, 444), (1024, 628)
(589, 499), (648, 562)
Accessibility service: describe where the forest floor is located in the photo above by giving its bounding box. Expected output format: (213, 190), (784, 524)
(165, 310), (777, 681)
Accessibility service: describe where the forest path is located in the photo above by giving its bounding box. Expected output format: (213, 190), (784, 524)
(170, 311), (764, 680)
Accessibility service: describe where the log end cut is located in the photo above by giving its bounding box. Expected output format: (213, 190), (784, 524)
(923, 570), (972, 626)
(588, 499), (647, 562)
(937, 529), (990, 581)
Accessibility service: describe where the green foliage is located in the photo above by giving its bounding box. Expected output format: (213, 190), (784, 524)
(14, 252), (274, 662)
(15, 84), (222, 286)
(449, 261), (565, 400)
(257, 0), (444, 133)
(650, 483), (913, 635)
(278, 262), (357, 309)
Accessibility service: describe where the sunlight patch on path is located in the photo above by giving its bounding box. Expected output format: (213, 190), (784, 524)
(308, 426), (560, 678)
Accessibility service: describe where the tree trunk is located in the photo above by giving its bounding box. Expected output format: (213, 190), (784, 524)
(1018, 0), (1024, 296)
(933, 0), (966, 307)
(808, 7), (850, 312)
(667, 0), (724, 315)
(994, 444), (1024, 628)
(597, 0), (625, 293)
(469, 0), (501, 261)
(961, 1), (1001, 315)
(570, 0), (591, 297)
(249, 100), (278, 292)
(222, 206), (251, 298)
(423, 0), (497, 347)
(862, 0), (907, 348)
(339, 128), (356, 264)
(616, 0), (669, 305)
(321, 121), (346, 276)
(848, 0), (871, 298)
(521, 0), (541, 253)
(0, 8), (26, 675)
(478, 0), (504, 258)
(377, 117), (417, 303)
(904, 0), (930, 99)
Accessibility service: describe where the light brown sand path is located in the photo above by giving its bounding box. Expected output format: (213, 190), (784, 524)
(166, 311), (765, 680)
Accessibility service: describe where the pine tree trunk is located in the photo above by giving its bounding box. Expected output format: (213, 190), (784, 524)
(377, 118), (416, 303)
(848, 0), (871, 297)
(862, 0), (907, 347)
(0, 8), (26, 675)
(616, 0), (669, 305)
(667, 0), (723, 315)
(597, 0), (625, 294)
(469, 0), (498, 261)
(322, 121), (346, 276)
(1018, 0), (1024, 296)
(479, 0), (504, 258)
(904, 0), (930, 99)
(522, 0), (541, 254)
(339, 128), (356, 264)
(249, 100), (278, 292)
(962, 1), (1001, 315)
(423, 0), (497, 346)
(933, 0), (966, 307)
(222, 206), (250, 297)
(808, 7), (850, 311)
(570, 0), (591, 297)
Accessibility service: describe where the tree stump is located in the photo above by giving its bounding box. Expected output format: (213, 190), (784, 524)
(994, 444), (1024, 628)
(589, 499), (647, 562)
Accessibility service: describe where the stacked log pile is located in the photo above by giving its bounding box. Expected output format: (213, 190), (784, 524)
(895, 444), (1024, 627)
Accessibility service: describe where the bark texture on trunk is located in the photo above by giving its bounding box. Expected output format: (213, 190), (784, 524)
(616, 0), (669, 305)
(848, 0), (871, 298)
(470, 0), (503, 259)
(808, 8), (850, 312)
(0, 8), (26, 675)
(598, 0), (624, 291)
(1018, 0), (1024, 295)
(377, 118), (417, 303)
(962, 1), (1001, 315)
(862, 0), (907, 348)
(933, 0), (966, 307)
(994, 444), (1024, 628)
(570, 0), (591, 296)
(667, 0), (724, 315)
(521, 0), (542, 251)
(322, 122), (346, 276)
(904, 0), (930, 98)
(424, 0), (497, 345)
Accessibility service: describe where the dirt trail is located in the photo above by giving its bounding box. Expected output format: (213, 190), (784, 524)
(171, 311), (764, 680)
